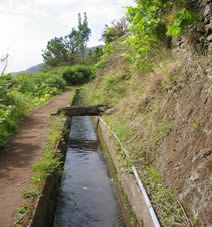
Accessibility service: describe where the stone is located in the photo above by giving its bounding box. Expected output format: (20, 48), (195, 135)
(203, 4), (211, 17)
(205, 21), (212, 35)
(207, 34), (212, 41)
(196, 22), (205, 33)
(199, 0), (208, 8)
(208, 42), (212, 55)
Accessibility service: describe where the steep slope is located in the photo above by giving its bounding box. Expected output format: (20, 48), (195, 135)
(82, 49), (212, 226)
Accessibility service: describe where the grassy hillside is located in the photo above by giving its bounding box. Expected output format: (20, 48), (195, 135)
(80, 38), (212, 226)
(76, 1), (212, 225)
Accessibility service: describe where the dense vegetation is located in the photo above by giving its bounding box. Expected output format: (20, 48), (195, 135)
(124, 0), (201, 67)
(0, 72), (66, 149)
(63, 65), (93, 85)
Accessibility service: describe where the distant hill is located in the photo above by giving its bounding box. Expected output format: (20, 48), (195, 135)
(25, 63), (44, 73)
(12, 63), (44, 75)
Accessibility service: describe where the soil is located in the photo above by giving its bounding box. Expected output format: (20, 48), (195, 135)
(0, 89), (71, 227)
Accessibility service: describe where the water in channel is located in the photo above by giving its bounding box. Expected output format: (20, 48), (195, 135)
(54, 116), (125, 227)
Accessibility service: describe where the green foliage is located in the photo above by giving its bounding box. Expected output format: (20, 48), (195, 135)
(0, 71), (66, 149)
(85, 47), (104, 65)
(124, 0), (201, 66)
(145, 167), (188, 226)
(32, 151), (62, 184)
(42, 37), (69, 67)
(167, 8), (201, 37)
(32, 112), (68, 186)
(63, 65), (93, 85)
(102, 26), (117, 44)
(101, 18), (128, 44)
(125, 0), (167, 66)
(77, 12), (91, 59)
(42, 12), (91, 67)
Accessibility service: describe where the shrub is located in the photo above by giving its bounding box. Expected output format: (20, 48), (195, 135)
(63, 65), (93, 85)
(0, 70), (67, 149)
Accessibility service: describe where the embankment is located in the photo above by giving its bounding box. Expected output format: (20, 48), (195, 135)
(81, 51), (212, 226)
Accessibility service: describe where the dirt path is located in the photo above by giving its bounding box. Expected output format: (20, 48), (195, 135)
(0, 89), (71, 227)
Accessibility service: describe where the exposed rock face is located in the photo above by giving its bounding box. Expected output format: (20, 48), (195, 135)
(172, 0), (212, 55)
(196, 0), (212, 55)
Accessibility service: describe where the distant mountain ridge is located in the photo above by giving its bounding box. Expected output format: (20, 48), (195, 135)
(25, 63), (44, 73)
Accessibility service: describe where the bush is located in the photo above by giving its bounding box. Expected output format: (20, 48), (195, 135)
(63, 65), (93, 85)
(0, 70), (67, 149)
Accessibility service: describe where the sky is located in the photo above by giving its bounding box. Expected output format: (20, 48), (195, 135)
(0, 0), (135, 73)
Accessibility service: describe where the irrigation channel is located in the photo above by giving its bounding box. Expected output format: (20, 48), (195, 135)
(53, 116), (126, 227)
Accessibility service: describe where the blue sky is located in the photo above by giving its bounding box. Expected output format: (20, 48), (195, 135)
(0, 0), (135, 73)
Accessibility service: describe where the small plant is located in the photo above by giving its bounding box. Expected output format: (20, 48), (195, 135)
(145, 167), (188, 226)
(191, 122), (201, 131)
(22, 187), (41, 199)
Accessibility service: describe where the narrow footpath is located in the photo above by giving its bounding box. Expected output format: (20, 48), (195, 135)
(0, 89), (71, 227)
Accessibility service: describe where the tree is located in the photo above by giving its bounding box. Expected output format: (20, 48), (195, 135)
(101, 17), (128, 44)
(77, 12), (91, 59)
(94, 47), (103, 62)
(42, 37), (68, 67)
(42, 12), (91, 67)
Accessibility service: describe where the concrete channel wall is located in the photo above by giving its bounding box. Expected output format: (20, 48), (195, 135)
(97, 118), (157, 227)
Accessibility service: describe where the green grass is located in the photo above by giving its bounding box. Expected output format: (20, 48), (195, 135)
(14, 90), (75, 226)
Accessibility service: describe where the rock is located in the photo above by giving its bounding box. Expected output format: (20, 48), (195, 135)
(196, 22), (205, 33)
(196, 43), (203, 54)
(203, 4), (211, 17)
(208, 42), (212, 55)
(207, 34), (212, 41)
(205, 20), (212, 35)
(199, 0), (208, 8)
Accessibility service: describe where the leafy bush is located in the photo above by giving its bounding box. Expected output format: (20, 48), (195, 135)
(63, 65), (93, 85)
(0, 71), (67, 149)
(124, 0), (201, 67)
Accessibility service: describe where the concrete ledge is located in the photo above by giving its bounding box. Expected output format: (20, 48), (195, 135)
(97, 118), (156, 227)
